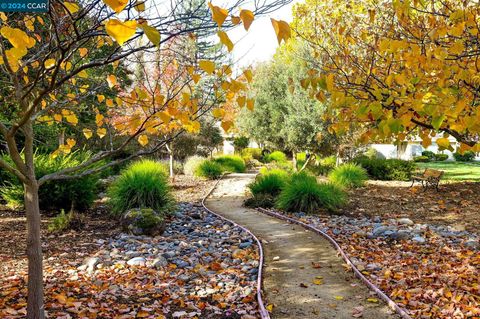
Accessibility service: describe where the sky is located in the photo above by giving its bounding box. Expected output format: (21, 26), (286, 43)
(228, 1), (298, 67)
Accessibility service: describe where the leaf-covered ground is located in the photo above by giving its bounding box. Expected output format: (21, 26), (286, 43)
(340, 181), (480, 234)
(0, 176), (262, 318)
(265, 181), (480, 319)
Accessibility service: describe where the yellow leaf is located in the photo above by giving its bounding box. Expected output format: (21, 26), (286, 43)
(105, 19), (137, 46)
(139, 23), (160, 46)
(107, 74), (117, 88)
(212, 108), (225, 118)
(64, 2), (80, 14)
(192, 74), (201, 84)
(44, 58), (55, 69)
(436, 137), (451, 150)
(239, 9), (254, 31)
(231, 15), (241, 25)
(270, 19), (291, 44)
(208, 3), (228, 27)
(97, 128), (107, 138)
(106, 99), (114, 107)
(138, 134), (148, 146)
(83, 128), (93, 139)
(66, 138), (76, 148)
(79, 47), (88, 57)
(237, 96), (246, 108)
(78, 69), (88, 78)
(1, 26), (36, 50)
(243, 69), (253, 83)
(96, 113), (104, 126)
(97, 94), (105, 102)
(221, 120), (233, 132)
(313, 279), (323, 285)
(199, 60), (215, 74)
(134, 0), (145, 12)
(54, 114), (62, 122)
(266, 304), (274, 312)
(103, 0), (128, 13)
(367, 298), (379, 303)
(246, 98), (254, 111)
(334, 296), (344, 300)
(217, 31), (233, 52)
(65, 114), (78, 125)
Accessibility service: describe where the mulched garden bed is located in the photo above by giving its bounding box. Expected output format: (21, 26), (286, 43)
(1, 176), (260, 318)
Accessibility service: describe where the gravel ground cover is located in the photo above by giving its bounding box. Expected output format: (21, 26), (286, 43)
(262, 209), (480, 319)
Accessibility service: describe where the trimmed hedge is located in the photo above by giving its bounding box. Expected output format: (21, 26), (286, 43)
(414, 155), (430, 162)
(353, 158), (415, 181)
(453, 151), (475, 162)
(434, 153), (448, 161)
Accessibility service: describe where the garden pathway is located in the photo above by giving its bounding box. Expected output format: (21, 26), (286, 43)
(205, 173), (398, 319)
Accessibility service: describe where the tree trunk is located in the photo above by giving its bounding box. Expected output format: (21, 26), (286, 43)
(292, 150), (298, 172)
(169, 152), (174, 178)
(25, 182), (45, 319)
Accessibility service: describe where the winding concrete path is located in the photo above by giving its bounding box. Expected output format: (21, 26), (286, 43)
(205, 173), (398, 319)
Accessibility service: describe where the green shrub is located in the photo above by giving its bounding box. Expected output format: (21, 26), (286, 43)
(453, 151), (475, 162)
(48, 210), (72, 233)
(0, 153), (16, 186)
(241, 148), (262, 161)
(249, 174), (288, 197)
(108, 160), (176, 215)
(421, 150), (435, 161)
(364, 147), (385, 159)
(195, 160), (223, 179)
(264, 151), (287, 163)
(414, 155), (430, 162)
(233, 136), (250, 152)
(434, 153), (449, 161)
(329, 163), (368, 188)
(259, 167), (291, 179)
(353, 158), (415, 181)
(214, 155), (246, 173)
(0, 152), (99, 210)
(183, 156), (206, 176)
(276, 173), (346, 213)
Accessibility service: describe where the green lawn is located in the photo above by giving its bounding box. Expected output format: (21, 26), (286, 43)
(416, 161), (480, 181)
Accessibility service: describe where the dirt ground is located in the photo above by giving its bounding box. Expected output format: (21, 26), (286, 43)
(339, 180), (480, 234)
(206, 173), (399, 319)
(0, 175), (215, 279)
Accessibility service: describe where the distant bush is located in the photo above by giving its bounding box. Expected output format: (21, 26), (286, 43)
(183, 156), (206, 176)
(233, 136), (250, 152)
(329, 163), (368, 188)
(264, 151), (287, 163)
(364, 147), (385, 159)
(276, 172), (347, 213)
(249, 173), (288, 198)
(0, 152), (99, 210)
(159, 160), (183, 175)
(108, 160), (175, 215)
(434, 153), (448, 161)
(353, 158), (415, 181)
(414, 155), (430, 162)
(214, 155), (246, 173)
(241, 148), (262, 161)
(195, 160), (223, 179)
(421, 151), (435, 161)
(453, 151), (475, 162)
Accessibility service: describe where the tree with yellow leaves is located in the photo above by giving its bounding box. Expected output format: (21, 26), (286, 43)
(0, 0), (290, 317)
(293, 0), (480, 152)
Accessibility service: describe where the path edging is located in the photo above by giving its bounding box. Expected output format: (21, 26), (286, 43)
(256, 207), (413, 319)
(201, 177), (271, 319)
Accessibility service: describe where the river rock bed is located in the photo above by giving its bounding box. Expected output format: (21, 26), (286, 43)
(1, 203), (260, 319)
(264, 209), (480, 318)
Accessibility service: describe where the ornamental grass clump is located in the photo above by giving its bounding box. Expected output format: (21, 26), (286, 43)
(108, 160), (175, 215)
(249, 172), (288, 198)
(214, 155), (246, 173)
(183, 155), (206, 176)
(195, 160), (223, 179)
(328, 163), (368, 188)
(276, 172), (347, 213)
(264, 150), (287, 163)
